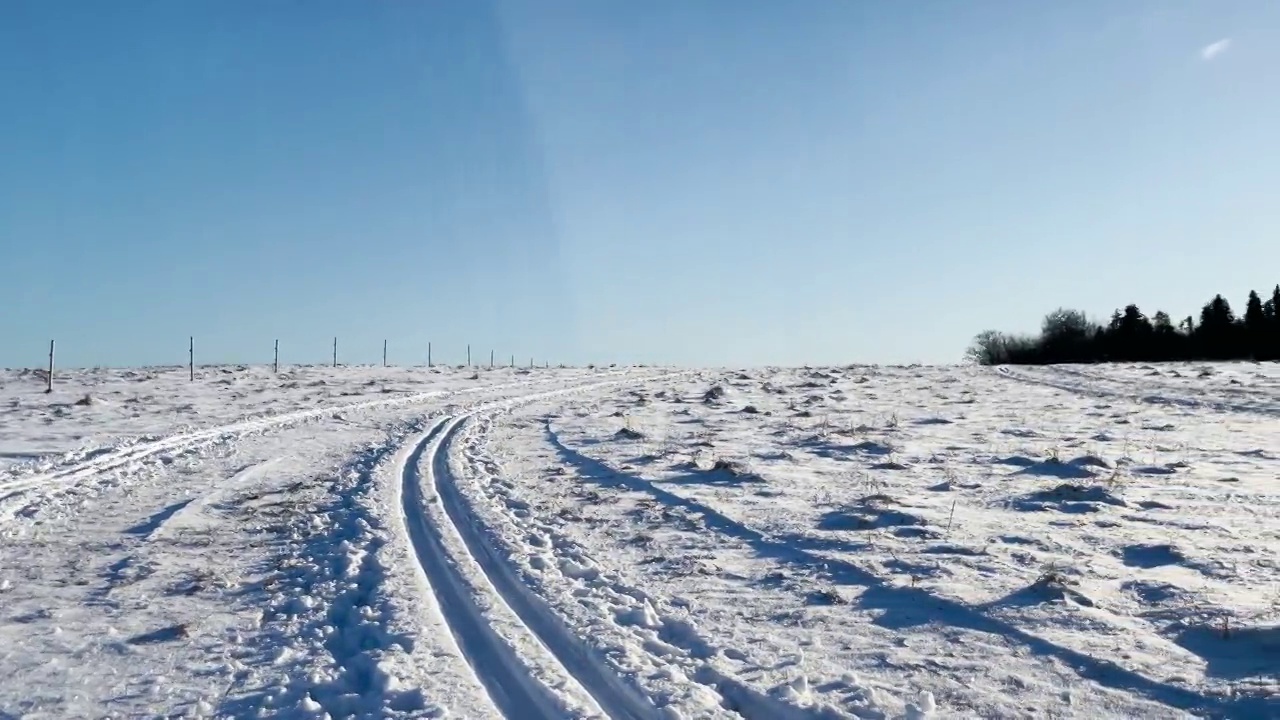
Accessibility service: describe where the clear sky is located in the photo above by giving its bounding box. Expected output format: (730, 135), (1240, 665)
(3, 1), (1278, 368)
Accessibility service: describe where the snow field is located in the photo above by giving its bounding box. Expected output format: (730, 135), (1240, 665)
(0, 362), (1277, 718)
(0, 367), (645, 717)
(0, 365), (611, 529)
(475, 364), (1280, 718)
(0, 364), (604, 475)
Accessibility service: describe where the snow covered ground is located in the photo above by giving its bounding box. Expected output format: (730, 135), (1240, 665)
(0, 362), (1277, 718)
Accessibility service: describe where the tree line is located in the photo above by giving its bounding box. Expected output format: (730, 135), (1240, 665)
(968, 285), (1280, 365)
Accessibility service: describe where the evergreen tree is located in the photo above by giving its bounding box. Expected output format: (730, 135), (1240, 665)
(1245, 290), (1267, 357)
(966, 284), (1278, 364)
(1270, 285), (1280, 360)
(1200, 294), (1235, 330)
(1092, 326), (1108, 358)
(1245, 290), (1265, 331)
(1272, 285), (1280, 330)
(1152, 311), (1178, 358)
(1121, 305), (1151, 333)
(1113, 304), (1153, 360)
(1196, 295), (1237, 358)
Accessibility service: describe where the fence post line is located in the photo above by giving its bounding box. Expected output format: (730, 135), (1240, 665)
(189, 336), (194, 381)
(274, 339), (279, 373)
(46, 340), (55, 393)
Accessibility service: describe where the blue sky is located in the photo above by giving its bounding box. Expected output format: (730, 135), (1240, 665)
(2, 1), (1278, 368)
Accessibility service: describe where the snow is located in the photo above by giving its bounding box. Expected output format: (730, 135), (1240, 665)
(0, 362), (1277, 717)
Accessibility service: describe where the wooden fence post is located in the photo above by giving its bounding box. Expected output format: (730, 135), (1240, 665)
(467, 344), (471, 367)
(46, 340), (54, 393)
(189, 336), (194, 381)
(333, 337), (337, 368)
(383, 339), (388, 367)
(428, 342), (432, 367)
(274, 339), (279, 373)
(490, 350), (494, 368)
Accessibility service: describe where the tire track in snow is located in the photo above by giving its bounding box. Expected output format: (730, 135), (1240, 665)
(0, 371), (628, 523)
(395, 379), (685, 719)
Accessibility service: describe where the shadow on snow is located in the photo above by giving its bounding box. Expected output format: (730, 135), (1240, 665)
(544, 422), (1277, 720)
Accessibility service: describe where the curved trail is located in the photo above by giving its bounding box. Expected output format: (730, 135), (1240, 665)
(0, 371), (617, 523)
(401, 419), (598, 719)
(393, 378), (682, 719)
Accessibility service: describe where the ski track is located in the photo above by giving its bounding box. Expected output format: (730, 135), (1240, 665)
(996, 365), (1280, 416)
(394, 376), (690, 720)
(454, 410), (861, 720)
(0, 369), (679, 719)
(1050, 364), (1280, 402)
(0, 371), (624, 524)
(401, 418), (597, 719)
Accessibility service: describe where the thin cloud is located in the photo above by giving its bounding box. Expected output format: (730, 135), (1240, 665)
(1201, 38), (1232, 60)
